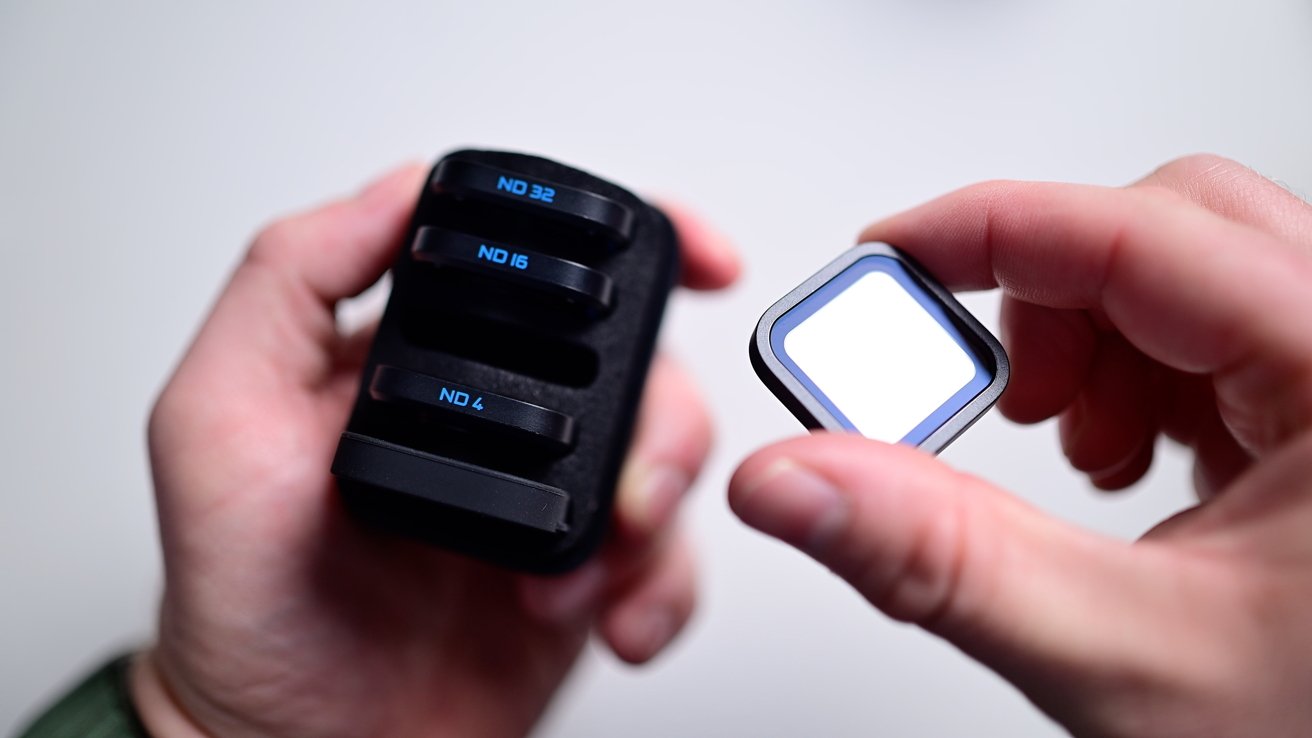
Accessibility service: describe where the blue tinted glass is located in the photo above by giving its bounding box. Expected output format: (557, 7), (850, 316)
(770, 256), (992, 446)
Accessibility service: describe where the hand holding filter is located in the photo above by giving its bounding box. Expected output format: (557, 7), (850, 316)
(751, 243), (1008, 453)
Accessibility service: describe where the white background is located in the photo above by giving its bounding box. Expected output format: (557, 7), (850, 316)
(3, 2), (1310, 736)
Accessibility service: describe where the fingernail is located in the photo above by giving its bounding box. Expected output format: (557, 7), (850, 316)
(521, 561), (607, 624)
(733, 458), (848, 553)
(620, 463), (690, 536)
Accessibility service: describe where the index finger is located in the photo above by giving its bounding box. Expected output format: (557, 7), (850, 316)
(1133, 154), (1312, 251)
(860, 182), (1312, 452)
(658, 199), (743, 290)
(176, 163), (426, 391)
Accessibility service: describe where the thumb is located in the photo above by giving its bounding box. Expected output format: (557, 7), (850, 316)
(729, 433), (1201, 714)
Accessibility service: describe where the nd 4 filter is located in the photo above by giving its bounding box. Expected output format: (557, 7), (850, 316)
(751, 243), (1008, 453)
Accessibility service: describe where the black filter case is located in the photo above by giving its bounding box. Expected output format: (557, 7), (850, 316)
(331, 149), (678, 573)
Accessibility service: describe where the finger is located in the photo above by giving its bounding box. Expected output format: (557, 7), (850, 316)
(326, 320), (381, 409)
(860, 181), (1312, 453)
(1189, 415), (1255, 500)
(1089, 438), (1155, 492)
(1155, 369), (1254, 499)
(180, 164), (426, 388)
(997, 296), (1098, 424)
(729, 434), (1227, 725)
(1134, 154), (1312, 251)
(334, 320), (380, 373)
(516, 522), (688, 629)
(246, 163), (427, 305)
(614, 354), (713, 541)
(597, 533), (697, 664)
(519, 557), (610, 626)
(656, 199), (743, 290)
(518, 354), (711, 625)
(1058, 334), (1158, 485)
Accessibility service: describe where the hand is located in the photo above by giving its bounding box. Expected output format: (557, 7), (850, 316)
(729, 155), (1312, 737)
(133, 164), (741, 738)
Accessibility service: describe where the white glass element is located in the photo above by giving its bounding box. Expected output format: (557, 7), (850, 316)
(783, 271), (977, 443)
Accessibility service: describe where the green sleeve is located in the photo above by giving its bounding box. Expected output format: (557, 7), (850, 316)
(16, 655), (149, 738)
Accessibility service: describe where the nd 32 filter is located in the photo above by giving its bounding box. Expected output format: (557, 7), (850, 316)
(750, 242), (1008, 453)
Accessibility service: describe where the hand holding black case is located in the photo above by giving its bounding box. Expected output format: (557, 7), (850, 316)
(331, 150), (678, 573)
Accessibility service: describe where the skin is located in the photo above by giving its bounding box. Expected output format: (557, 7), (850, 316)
(128, 152), (1312, 737)
(730, 155), (1312, 737)
(131, 163), (742, 738)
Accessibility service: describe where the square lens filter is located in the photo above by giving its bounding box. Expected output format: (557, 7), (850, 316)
(750, 242), (1009, 453)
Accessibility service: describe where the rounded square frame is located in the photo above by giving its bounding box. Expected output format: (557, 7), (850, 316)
(750, 242), (1010, 454)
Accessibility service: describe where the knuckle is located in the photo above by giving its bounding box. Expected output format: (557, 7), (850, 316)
(1156, 152), (1244, 181)
(966, 178), (1036, 200)
(891, 497), (969, 626)
(845, 478), (991, 631)
(1145, 154), (1266, 204)
(955, 179), (1028, 212)
(967, 180), (1066, 222)
(1130, 182), (1190, 208)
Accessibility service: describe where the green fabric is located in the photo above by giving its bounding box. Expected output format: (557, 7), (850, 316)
(16, 655), (149, 738)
